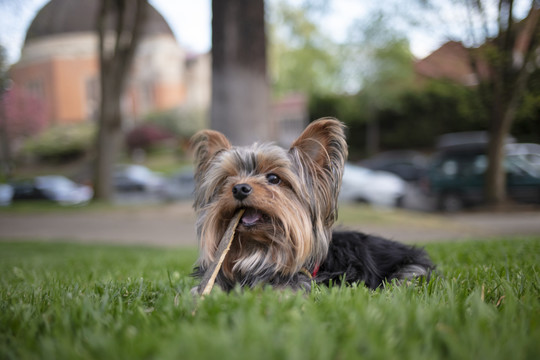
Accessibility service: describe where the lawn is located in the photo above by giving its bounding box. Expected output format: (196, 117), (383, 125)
(0, 238), (539, 360)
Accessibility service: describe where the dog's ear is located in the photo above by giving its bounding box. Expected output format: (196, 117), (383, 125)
(190, 130), (231, 179)
(290, 117), (347, 172)
(289, 117), (348, 225)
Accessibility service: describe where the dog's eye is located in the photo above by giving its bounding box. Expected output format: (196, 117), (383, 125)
(266, 173), (281, 185)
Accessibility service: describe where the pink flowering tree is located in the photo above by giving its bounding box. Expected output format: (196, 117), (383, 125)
(2, 85), (48, 138)
(0, 85), (48, 178)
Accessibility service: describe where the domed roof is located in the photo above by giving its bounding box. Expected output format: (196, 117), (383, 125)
(25, 0), (174, 43)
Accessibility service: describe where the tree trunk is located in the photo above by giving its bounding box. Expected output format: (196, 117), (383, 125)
(93, 0), (148, 201)
(0, 96), (13, 180)
(94, 81), (124, 200)
(485, 81), (522, 206)
(485, 109), (511, 205)
(211, 0), (269, 146)
(481, 4), (540, 207)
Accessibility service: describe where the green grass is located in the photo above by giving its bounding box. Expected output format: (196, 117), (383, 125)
(1, 238), (539, 360)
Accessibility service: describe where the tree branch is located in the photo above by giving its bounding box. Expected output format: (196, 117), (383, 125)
(119, 0), (148, 72)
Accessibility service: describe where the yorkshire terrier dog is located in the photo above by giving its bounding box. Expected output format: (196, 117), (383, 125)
(191, 118), (433, 291)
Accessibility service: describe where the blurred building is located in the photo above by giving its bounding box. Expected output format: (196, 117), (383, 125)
(9, 0), (210, 129)
(414, 41), (489, 86)
(270, 93), (308, 147)
(9, 0), (306, 145)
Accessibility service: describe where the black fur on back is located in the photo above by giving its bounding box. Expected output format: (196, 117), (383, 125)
(316, 231), (434, 289)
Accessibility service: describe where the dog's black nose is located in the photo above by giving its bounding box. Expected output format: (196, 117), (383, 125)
(232, 183), (252, 201)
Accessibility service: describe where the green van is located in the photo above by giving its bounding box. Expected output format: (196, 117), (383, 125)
(425, 133), (540, 211)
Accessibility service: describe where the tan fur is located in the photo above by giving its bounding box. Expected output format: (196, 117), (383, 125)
(191, 118), (347, 285)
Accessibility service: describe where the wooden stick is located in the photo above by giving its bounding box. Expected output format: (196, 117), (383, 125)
(197, 209), (245, 296)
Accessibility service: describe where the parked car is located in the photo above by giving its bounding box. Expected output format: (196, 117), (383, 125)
(113, 164), (164, 193)
(506, 143), (540, 169)
(435, 131), (515, 149)
(359, 150), (429, 182)
(339, 163), (407, 207)
(424, 142), (540, 211)
(11, 175), (93, 205)
(161, 167), (195, 201)
(0, 184), (13, 206)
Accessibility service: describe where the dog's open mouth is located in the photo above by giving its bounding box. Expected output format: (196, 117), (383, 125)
(240, 208), (268, 227)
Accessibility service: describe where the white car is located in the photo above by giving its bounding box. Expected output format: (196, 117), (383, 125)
(113, 164), (164, 193)
(506, 143), (540, 169)
(0, 184), (13, 206)
(161, 167), (195, 201)
(34, 175), (93, 205)
(339, 163), (406, 207)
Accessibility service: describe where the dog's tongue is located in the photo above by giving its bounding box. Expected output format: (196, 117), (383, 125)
(241, 208), (262, 226)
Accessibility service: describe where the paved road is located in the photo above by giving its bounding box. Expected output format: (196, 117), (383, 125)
(1, 202), (539, 247)
(0, 204), (197, 247)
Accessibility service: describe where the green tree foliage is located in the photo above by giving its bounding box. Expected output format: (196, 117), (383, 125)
(277, 1), (539, 164)
(268, 0), (342, 96)
(514, 68), (540, 142)
(377, 80), (488, 149)
(310, 80), (488, 158)
(344, 12), (415, 105)
(344, 13), (416, 154)
(273, 5), (418, 155)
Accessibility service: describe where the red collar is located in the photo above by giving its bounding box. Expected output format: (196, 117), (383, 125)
(312, 264), (320, 277)
(300, 264), (320, 279)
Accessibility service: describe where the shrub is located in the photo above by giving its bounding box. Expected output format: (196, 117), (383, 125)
(19, 123), (96, 163)
(125, 123), (174, 153)
(145, 107), (208, 139)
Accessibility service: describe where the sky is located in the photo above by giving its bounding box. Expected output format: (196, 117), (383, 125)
(0, 0), (451, 65)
